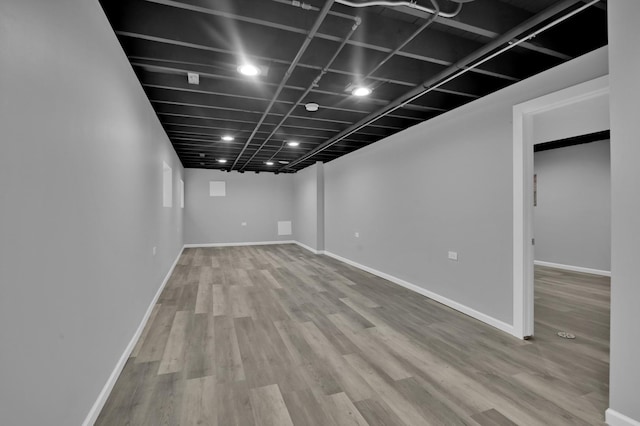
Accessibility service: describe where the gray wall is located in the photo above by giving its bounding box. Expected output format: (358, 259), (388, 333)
(293, 162), (325, 251)
(185, 169), (294, 244)
(294, 164), (319, 249)
(608, 1), (640, 422)
(317, 163), (325, 251)
(0, 1), (184, 425)
(324, 47), (608, 325)
(534, 141), (611, 272)
(533, 95), (610, 144)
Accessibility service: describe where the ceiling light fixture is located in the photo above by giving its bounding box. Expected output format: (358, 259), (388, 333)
(217, 159), (227, 163)
(305, 102), (319, 112)
(265, 161), (274, 166)
(221, 135), (234, 142)
(237, 63), (261, 76)
(278, 160), (290, 164)
(287, 141), (300, 147)
(352, 86), (372, 97)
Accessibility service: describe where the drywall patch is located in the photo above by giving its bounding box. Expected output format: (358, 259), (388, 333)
(209, 181), (226, 197)
(278, 221), (292, 236)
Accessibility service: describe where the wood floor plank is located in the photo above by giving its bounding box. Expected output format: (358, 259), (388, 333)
(213, 380), (252, 426)
(179, 376), (217, 426)
(213, 314), (245, 383)
(249, 384), (295, 426)
(282, 389), (337, 426)
(158, 311), (191, 375)
(322, 392), (371, 426)
(97, 245), (610, 425)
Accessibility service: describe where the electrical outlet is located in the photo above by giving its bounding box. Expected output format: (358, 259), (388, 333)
(448, 251), (458, 261)
(241, 222), (247, 226)
(153, 246), (157, 256)
(354, 232), (360, 238)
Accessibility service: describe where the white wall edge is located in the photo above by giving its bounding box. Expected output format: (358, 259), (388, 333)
(293, 241), (321, 254)
(184, 240), (295, 248)
(512, 75), (610, 339)
(82, 246), (185, 426)
(606, 409), (640, 426)
(322, 251), (517, 338)
(534, 260), (611, 277)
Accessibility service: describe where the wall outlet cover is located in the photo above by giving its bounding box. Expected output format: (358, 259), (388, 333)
(448, 251), (458, 261)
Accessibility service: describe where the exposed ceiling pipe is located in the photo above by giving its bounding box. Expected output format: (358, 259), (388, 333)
(270, 0), (359, 22)
(282, 0), (600, 171)
(229, 0), (336, 170)
(239, 16), (362, 170)
(335, 0), (461, 18)
(359, 0), (457, 86)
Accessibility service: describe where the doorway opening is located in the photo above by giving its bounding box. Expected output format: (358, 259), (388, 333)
(512, 75), (609, 339)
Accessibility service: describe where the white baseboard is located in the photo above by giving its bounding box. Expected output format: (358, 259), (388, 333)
(184, 240), (295, 248)
(534, 260), (611, 277)
(82, 246), (185, 426)
(606, 409), (640, 426)
(293, 240), (325, 255)
(322, 251), (516, 338)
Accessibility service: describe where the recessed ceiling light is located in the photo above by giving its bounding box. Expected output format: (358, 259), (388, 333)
(217, 159), (227, 163)
(238, 63), (260, 76)
(278, 160), (290, 164)
(305, 102), (319, 112)
(287, 141), (300, 147)
(265, 161), (274, 166)
(200, 162), (205, 166)
(221, 135), (234, 141)
(352, 86), (372, 97)
(199, 153), (205, 157)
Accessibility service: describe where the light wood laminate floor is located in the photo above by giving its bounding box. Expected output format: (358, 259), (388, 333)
(96, 245), (610, 425)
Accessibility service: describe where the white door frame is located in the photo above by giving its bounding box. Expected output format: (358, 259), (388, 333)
(512, 75), (609, 339)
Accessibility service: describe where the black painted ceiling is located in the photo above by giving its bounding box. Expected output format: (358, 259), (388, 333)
(99, 0), (607, 173)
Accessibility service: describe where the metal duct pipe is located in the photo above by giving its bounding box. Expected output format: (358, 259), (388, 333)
(239, 17), (363, 170)
(282, 0), (600, 171)
(230, 0), (336, 170)
(335, 0), (461, 18)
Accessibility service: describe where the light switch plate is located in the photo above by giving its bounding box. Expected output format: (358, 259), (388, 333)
(448, 251), (458, 261)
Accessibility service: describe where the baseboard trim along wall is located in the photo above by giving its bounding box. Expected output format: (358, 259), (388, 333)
(323, 251), (516, 338)
(606, 409), (640, 426)
(184, 240), (295, 248)
(293, 241), (324, 255)
(534, 260), (611, 277)
(82, 246), (185, 426)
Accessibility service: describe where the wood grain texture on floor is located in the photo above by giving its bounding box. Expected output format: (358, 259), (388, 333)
(96, 245), (610, 425)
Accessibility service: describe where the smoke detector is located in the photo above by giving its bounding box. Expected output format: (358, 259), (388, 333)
(305, 102), (319, 112)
